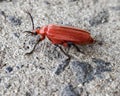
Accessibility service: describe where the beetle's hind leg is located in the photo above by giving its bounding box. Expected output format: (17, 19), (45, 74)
(67, 42), (84, 54)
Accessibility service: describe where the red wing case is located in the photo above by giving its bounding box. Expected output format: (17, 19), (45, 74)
(46, 24), (94, 45)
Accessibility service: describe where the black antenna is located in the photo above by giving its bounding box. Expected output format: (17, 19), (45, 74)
(26, 11), (35, 30)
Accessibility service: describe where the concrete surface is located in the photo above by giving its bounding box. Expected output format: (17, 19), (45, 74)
(0, 0), (120, 96)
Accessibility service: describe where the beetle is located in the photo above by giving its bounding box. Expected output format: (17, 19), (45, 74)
(24, 12), (95, 59)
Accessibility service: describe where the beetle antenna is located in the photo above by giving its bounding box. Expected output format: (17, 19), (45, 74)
(25, 11), (35, 30)
(24, 31), (33, 34)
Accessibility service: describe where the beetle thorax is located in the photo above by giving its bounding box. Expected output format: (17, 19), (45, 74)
(39, 26), (48, 37)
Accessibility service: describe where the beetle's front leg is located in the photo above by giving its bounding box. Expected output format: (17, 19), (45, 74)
(25, 35), (45, 55)
(25, 38), (41, 55)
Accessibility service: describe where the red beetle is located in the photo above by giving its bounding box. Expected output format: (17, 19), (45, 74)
(24, 12), (94, 59)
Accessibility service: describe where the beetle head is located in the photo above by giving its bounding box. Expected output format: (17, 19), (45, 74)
(32, 27), (41, 35)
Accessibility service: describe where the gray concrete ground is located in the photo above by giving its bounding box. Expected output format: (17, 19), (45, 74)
(0, 0), (120, 96)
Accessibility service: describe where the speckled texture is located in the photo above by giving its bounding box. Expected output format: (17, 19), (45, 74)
(0, 0), (120, 96)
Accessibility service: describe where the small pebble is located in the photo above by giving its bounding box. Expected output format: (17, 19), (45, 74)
(16, 65), (24, 69)
(0, 10), (5, 16)
(39, 66), (45, 70)
(13, 32), (20, 38)
(5, 66), (13, 73)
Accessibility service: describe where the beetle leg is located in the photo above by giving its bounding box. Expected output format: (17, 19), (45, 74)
(55, 44), (71, 60)
(25, 38), (41, 55)
(67, 42), (84, 54)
